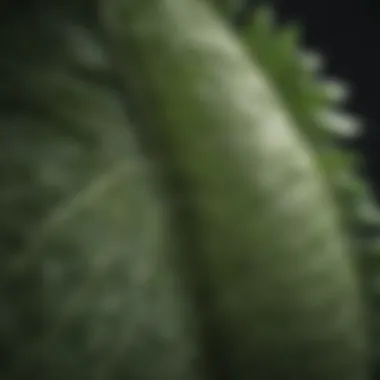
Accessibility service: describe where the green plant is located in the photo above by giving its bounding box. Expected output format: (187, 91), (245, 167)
(1, 0), (378, 379)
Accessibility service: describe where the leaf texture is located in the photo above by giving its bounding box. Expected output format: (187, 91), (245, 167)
(0, 10), (205, 380)
(102, 0), (368, 379)
(239, 6), (380, 365)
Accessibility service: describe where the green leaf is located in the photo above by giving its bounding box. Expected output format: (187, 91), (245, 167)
(240, 6), (380, 365)
(103, 0), (368, 378)
(0, 16), (204, 380)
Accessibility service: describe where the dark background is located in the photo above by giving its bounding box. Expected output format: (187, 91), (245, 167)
(242, 0), (380, 199)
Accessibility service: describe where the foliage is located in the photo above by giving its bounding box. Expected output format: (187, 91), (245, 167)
(1, 0), (378, 379)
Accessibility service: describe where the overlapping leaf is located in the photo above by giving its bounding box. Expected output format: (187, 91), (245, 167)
(239, 6), (380, 362)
